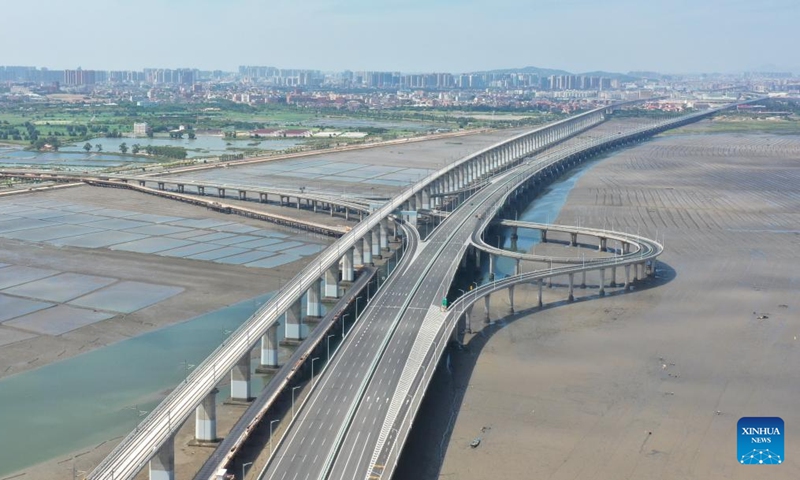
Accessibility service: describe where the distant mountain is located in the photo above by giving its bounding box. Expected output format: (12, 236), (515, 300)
(627, 71), (663, 80)
(478, 66), (571, 77)
(582, 71), (638, 82)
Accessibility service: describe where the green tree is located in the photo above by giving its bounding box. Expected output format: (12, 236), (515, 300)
(188, 132), (196, 140)
(83, 142), (92, 152)
(131, 144), (140, 155)
(95, 143), (102, 152)
(119, 142), (128, 154)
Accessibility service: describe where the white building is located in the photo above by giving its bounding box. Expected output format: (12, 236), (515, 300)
(133, 122), (149, 136)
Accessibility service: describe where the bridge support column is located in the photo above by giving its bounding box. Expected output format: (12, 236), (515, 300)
(353, 244), (363, 267)
(610, 267), (617, 287)
(149, 435), (175, 480)
(488, 254), (495, 280)
(176, 184), (183, 193)
(306, 279), (322, 318)
(325, 265), (340, 298)
(194, 389), (218, 443)
(362, 235), (373, 265)
(508, 286), (515, 314)
(510, 227), (518, 251)
(537, 279), (544, 308)
(421, 189), (431, 210)
(158, 182), (165, 191)
(568, 273), (575, 302)
(231, 353), (252, 402)
(284, 300), (303, 341)
(371, 227), (381, 259)
(380, 220), (389, 250)
(259, 192), (267, 203)
(570, 233), (578, 246)
(541, 230), (547, 243)
(599, 237), (607, 251)
(581, 270), (586, 288)
(483, 295), (491, 323)
(239, 190), (247, 200)
(624, 264), (631, 290)
(219, 188), (225, 198)
(599, 268), (606, 296)
(259, 323), (280, 370)
(342, 249), (355, 282)
(514, 259), (520, 276)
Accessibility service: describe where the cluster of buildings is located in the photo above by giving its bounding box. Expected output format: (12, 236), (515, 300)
(0, 66), (202, 86)
(237, 67), (619, 91)
(1, 65), (798, 111)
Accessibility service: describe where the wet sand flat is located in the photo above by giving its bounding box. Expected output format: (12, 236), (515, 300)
(432, 128), (800, 479)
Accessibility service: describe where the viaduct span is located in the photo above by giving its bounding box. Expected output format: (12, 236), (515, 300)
(85, 99), (747, 480)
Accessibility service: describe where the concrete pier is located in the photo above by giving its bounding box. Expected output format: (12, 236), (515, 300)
(363, 235), (373, 265)
(258, 323), (280, 371)
(324, 265), (339, 298)
(484, 295), (491, 323)
(624, 264), (631, 290)
(149, 436), (175, 480)
(599, 268), (606, 296)
(568, 273), (575, 302)
(284, 300), (303, 341)
(342, 249), (355, 282)
(379, 220), (389, 250)
(508, 286), (515, 314)
(306, 280), (322, 318)
(194, 389), (218, 443)
(538, 279), (543, 308)
(230, 354), (252, 402)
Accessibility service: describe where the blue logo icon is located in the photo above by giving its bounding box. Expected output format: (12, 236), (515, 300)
(738, 417), (784, 465)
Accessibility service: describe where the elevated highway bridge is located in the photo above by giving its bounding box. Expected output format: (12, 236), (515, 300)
(82, 98), (756, 480)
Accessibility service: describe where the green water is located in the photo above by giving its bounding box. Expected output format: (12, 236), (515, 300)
(0, 292), (274, 477)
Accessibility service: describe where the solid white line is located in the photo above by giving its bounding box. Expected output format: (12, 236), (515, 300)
(338, 430), (362, 480)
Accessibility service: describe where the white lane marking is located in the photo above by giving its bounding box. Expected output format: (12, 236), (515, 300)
(338, 430), (362, 480)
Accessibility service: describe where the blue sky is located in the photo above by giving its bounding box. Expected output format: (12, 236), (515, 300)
(2, 0), (798, 74)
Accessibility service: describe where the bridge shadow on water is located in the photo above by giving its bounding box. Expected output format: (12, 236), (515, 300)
(393, 261), (676, 479)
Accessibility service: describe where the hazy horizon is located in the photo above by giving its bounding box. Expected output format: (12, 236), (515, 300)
(2, 0), (798, 75)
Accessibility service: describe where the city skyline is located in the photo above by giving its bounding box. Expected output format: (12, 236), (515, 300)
(2, 0), (798, 75)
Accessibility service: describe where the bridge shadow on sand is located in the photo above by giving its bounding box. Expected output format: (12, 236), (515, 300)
(393, 261), (676, 479)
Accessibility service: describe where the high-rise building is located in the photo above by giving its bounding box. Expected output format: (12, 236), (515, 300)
(63, 68), (97, 86)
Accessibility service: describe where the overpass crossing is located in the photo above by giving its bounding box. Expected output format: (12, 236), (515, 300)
(259, 102), (748, 480)
(83, 98), (754, 480)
